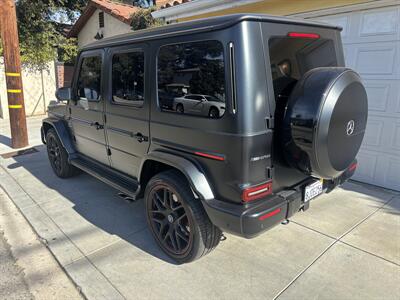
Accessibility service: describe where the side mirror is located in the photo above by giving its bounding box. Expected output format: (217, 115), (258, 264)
(55, 87), (72, 102)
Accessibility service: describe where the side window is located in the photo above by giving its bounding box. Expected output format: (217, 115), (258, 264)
(112, 51), (145, 106)
(158, 40), (226, 119)
(77, 56), (102, 101)
(192, 96), (204, 101)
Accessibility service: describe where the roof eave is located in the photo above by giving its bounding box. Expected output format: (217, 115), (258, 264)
(91, 1), (133, 25)
(151, 0), (263, 21)
(68, 5), (97, 38)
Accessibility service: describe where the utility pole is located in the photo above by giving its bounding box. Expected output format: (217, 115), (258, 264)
(0, 0), (28, 148)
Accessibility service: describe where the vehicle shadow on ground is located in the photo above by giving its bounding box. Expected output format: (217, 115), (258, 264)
(341, 181), (399, 215)
(6, 145), (176, 264)
(6, 145), (400, 266)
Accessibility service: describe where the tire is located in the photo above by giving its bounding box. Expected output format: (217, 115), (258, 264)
(176, 104), (184, 114)
(145, 170), (222, 263)
(208, 107), (219, 118)
(281, 67), (368, 179)
(46, 128), (80, 178)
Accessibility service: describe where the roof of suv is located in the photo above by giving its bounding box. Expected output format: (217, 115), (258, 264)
(82, 13), (341, 51)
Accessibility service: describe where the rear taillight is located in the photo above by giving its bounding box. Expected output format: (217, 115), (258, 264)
(242, 182), (272, 202)
(288, 32), (320, 39)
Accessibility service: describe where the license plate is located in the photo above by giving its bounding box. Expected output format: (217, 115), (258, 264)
(304, 180), (323, 202)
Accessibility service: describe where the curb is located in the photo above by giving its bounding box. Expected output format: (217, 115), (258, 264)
(0, 181), (83, 299)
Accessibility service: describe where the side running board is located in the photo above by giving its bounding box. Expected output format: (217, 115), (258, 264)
(70, 155), (140, 199)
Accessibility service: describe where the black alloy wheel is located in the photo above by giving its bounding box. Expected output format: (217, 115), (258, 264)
(47, 134), (62, 174)
(145, 170), (222, 263)
(148, 184), (192, 256)
(46, 128), (80, 178)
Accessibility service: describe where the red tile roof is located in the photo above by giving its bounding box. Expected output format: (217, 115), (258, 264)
(159, 0), (191, 9)
(155, 0), (172, 8)
(68, 0), (140, 38)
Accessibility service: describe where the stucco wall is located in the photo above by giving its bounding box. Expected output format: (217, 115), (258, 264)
(0, 60), (57, 119)
(78, 9), (133, 48)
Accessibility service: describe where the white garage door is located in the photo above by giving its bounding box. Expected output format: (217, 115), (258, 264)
(308, 5), (400, 191)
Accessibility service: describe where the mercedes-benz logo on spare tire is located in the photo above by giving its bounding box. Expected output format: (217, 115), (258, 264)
(346, 120), (355, 136)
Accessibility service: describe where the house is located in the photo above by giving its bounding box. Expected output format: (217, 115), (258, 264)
(152, 0), (400, 192)
(68, 0), (173, 48)
(68, 0), (138, 47)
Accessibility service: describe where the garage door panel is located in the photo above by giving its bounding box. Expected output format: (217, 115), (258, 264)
(355, 43), (398, 77)
(343, 42), (399, 79)
(392, 121), (400, 151)
(363, 81), (390, 112)
(359, 8), (399, 38)
(363, 79), (400, 115)
(354, 152), (400, 191)
(386, 156), (400, 191)
(361, 116), (399, 154)
(397, 90), (400, 113)
(316, 7), (400, 43)
(342, 45), (354, 68)
(373, 154), (400, 190)
(362, 119), (384, 148)
(353, 151), (378, 183)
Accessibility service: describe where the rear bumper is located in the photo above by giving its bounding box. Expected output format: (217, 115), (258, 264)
(202, 166), (356, 238)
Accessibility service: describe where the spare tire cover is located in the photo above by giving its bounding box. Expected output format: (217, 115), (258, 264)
(282, 67), (368, 179)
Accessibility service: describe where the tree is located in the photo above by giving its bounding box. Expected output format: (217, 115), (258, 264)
(132, 0), (157, 8)
(1, 0), (87, 70)
(131, 7), (164, 31)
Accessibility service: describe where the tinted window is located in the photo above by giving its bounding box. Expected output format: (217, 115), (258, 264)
(112, 51), (145, 106)
(77, 56), (102, 101)
(158, 41), (226, 119)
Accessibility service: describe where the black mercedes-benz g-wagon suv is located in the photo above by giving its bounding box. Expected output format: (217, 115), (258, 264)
(42, 14), (368, 263)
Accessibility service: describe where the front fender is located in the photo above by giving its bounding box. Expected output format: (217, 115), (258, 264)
(141, 151), (214, 201)
(42, 118), (76, 155)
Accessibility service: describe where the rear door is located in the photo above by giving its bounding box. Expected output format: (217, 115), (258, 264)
(261, 23), (343, 191)
(104, 45), (150, 178)
(69, 50), (109, 165)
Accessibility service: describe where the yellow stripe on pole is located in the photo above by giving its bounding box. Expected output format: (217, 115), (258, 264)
(9, 104), (22, 109)
(7, 89), (22, 93)
(5, 72), (21, 77)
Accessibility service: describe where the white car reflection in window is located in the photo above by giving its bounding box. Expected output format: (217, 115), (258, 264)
(173, 94), (225, 118)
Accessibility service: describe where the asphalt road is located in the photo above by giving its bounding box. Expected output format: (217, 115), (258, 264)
(0, 231), (32, 300)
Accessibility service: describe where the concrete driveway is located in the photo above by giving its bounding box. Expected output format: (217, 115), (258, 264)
(0, 117), (399, 300)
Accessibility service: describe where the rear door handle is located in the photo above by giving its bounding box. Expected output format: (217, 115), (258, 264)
(134, 132), (148, 143)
